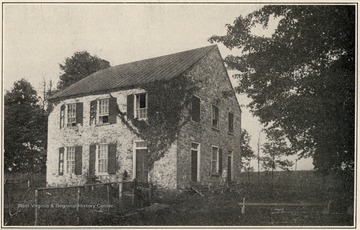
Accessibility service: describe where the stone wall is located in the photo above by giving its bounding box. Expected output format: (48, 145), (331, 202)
(46, 88), (177, 189)
(177, 48), (242, 188)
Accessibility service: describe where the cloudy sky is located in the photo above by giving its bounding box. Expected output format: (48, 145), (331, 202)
(3, 3), (313, 170)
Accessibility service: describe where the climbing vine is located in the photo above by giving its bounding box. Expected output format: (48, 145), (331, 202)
(112, 75), (200, 169)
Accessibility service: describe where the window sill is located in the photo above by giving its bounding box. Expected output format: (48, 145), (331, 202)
(211, 173), (220, 177)
(95, 123), (111, 126)
(212, 127), (220, 132)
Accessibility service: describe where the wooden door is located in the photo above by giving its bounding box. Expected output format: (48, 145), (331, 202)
(136, 149), (148, 182)
(227, 155), (232, 182)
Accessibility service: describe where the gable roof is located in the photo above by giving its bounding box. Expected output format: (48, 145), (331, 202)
(49, 45), (217, 100)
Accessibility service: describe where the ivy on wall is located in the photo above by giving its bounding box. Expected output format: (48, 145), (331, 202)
(112, 75), (200, 169)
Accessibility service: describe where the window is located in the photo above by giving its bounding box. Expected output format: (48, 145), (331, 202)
(191, 96), (200, 122)
(59, 148), (64, 175)
(212, 105), (219, 129)
(98, 99), (109, 124)
(89, 143), (116, 175)
(60, 103), (83, 128)
(60, 105), (65, 128)
(211, 146), (219, 174)
(90, 98), (117, 125)
(97, 144), (108, 174)
(135, 93), (148, 119)
(66, 147), (75, 174)
(228, 112), (234, 133)
(67, 104), (76, 127)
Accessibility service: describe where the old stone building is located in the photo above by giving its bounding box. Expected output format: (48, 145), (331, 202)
(47, 45), (242, 189)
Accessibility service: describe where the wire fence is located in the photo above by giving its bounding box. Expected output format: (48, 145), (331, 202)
(4, 174), (153, 226)
(34, 180), (153, 225)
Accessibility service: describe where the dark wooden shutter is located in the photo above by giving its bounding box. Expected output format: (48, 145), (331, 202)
(127, 94), (134, 120)
(75, 146), (82, 175)
(192, 96), (200, 122)
(108, 97), (117, 124)
(60, 105), (65, 129)
(228, 112), (234, 133)
(108, 143), (117, 175)
(76, 103), (83, 126)
(89, 145), (96, 176)
(90, 100), (97, 125)
(219, 148), (223, 174)
(59, 147), (64, 175)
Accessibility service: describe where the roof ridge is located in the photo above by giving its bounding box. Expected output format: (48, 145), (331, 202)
(49, 44), (217, 101)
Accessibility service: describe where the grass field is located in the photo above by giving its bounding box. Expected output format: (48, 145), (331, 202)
(3, 170), (354, 226)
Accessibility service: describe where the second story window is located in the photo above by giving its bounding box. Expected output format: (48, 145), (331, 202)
(135, 93), (148, 119)
(67, 104), (76, 127)
(228, 112), (234, 134)
(98, 99), (109, 124)
(90, 97), (117, 125)
(191, 96), (201, 122)
(60, 103), (83, 129)
(212, 105), (219, 130)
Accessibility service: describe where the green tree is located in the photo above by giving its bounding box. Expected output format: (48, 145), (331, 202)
(209, 6), (355, 178)
(240, 129), (255, 170)
(57, 51), (110, 90)
(4, 79), (47, 172)
(261, 128), (294, 187)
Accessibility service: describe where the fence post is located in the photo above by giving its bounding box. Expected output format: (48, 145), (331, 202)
(118, 183), (123, 198)
(77, 187), (80, 225)
(107, 185), (110, 212)
(149, 183), (152, 203)
(132, 179), (137, 205)
(34, 189), (38, 225)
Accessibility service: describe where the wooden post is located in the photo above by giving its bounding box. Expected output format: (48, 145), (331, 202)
(132, 179), (137, 205)
(118, 183), (123, 198)
(34, 190), (38, 225)
(28, 180), (30, 188)
(77, 187), (80, 225)
(241, 198), (246, 214)
(148, 183), (152, 203)
(107, 185), (110, 212)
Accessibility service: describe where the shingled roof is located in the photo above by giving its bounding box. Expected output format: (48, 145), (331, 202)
(49, 45), (217, 100)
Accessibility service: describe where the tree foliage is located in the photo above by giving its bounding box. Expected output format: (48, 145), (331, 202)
(4, 79), (47, 172)
(57, 51), (110, 90)
(261, 128), (294, 172)
(209, 6), (355, 176)
(240, 129), (255, 169)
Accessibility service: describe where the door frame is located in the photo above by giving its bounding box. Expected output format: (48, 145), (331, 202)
(133, 140), (148, 181)
(190, 142), (201, 182)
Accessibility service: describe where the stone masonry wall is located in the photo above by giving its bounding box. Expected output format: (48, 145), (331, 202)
(177, 48), (242, 189)
(46, 89), (177, 189)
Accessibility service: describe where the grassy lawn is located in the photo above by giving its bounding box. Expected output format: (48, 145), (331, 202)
(4, 171), (354, 226)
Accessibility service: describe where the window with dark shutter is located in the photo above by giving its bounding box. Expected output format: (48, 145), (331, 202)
(89, 145), (96, 176)
(228, 112), (234, 134)
(219, 148), (223, 174)
(108, 143), (117, 174)
(108, 97), (117, 124)
(59, 147), (64, 175)
(75, 146), (82, 175)
(76, 103), (83, 126)
(127, 94), (134, 120)
(191, 96), (200, 122)
(60, 105), (65, 129)
(90, 100), (97, 125)
(212, 105), (219, 129)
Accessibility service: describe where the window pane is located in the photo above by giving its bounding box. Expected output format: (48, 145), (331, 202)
(139, 94), (146, 108)
(99, 99), (109, 115)
(191, 143), (198, 150)
(136, 141), (147, 148)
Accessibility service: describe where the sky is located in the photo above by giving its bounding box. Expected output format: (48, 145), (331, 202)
(3, 3), (313, 171)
